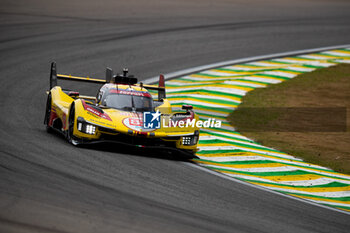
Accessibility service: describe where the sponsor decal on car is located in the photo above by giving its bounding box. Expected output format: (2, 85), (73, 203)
(109, 89), (151, 97)
(81, 100), (112, 121)
(123, 117), (155, 132)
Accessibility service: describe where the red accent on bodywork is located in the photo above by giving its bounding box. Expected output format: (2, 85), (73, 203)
(159, 74), (165, 88)
(68, 91), (79, 97)
(62, 114), (66, 129)
(48, 110), (58, 127)
(179, 111), (195, 122)
(182, 105), (193, 109)
(134, 131), (148, 136)
(81, 100), (112, 121)
(169, 111), (195, 127)
(128, 118), (142, 126)
(109, 89), (151, 98)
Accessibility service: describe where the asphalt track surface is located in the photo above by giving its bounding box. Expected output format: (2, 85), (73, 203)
(1, 0), (350, 232)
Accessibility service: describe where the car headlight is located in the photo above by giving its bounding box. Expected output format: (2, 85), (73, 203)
(182, 130), (199, 146)
(182, 136), (192, 145)
(77, 120), (96, 135)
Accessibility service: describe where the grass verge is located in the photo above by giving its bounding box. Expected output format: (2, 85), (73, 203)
(228, 64), (350, 174)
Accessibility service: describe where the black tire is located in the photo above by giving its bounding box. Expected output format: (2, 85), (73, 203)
(67, 103), (77, 145)
(44, 94), (53, 133)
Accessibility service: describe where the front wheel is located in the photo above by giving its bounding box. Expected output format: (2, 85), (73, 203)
(67, 104), (79, 145)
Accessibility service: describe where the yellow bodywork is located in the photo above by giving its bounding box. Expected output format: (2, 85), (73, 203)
(49, 84), (199, 153)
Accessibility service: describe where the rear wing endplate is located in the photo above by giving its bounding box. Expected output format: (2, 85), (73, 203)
(141, 74), (166, 101)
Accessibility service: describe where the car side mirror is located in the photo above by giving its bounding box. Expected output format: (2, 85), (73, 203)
(182, 105), (193, 112)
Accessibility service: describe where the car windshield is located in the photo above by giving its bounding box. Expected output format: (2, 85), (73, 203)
(103, 93), (153, 112)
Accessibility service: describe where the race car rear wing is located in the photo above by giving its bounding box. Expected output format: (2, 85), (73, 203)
(49, 62), (166, 101)
(140, 74), (166, 101)
(49, 62), (105, 89)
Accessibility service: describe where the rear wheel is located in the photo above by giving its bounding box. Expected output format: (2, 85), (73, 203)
(44, 94), (52, 132)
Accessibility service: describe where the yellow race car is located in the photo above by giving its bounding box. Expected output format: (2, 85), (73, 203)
(44, 62), (199, 155)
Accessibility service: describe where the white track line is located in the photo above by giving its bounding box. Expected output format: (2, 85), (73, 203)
(185, 162), (350, 215)
(143, 44), (350, 83)
(144, 44), (350, 215)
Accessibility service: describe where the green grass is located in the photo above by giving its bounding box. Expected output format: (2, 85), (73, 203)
(228, 64), (350, 174)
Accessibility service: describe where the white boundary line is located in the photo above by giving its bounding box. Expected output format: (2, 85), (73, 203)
(143, 44), (350, 84)
(145, 44), (350, 215)
(186, 162), (350, 215)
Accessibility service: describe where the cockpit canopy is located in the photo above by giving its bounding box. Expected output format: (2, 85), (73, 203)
(99, 87), (153, 112)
